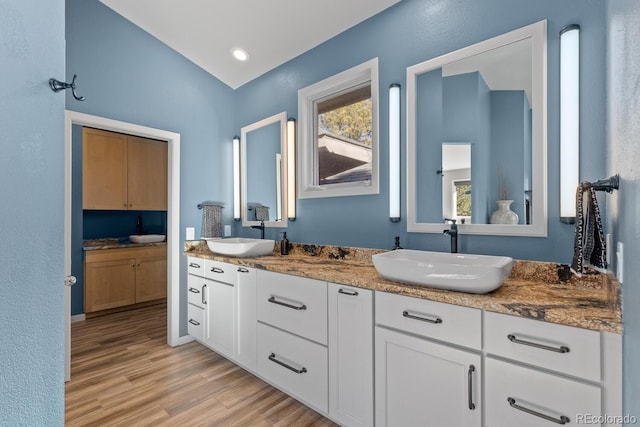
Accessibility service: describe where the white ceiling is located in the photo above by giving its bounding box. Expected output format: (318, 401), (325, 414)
(100, 0), (401, 89)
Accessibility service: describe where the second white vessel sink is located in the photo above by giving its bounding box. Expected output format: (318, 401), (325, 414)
(129, 234), (166, 244)
(372, 249), (513, 294)
(206, 237), (275, 257)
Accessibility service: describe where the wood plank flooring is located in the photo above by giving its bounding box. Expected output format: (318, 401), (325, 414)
(66, 303), (338, 426)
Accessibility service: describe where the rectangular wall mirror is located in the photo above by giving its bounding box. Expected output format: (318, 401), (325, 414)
(241, 112), (289, 228)
(407, 20), (547, 236)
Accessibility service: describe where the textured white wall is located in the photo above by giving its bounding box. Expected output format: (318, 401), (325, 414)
(607, 0), (640, 417)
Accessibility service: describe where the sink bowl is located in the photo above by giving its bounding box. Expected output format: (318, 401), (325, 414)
(205, 237), (275, 257)
(372, 249), (513, 294)
(129, 234), (166, 244)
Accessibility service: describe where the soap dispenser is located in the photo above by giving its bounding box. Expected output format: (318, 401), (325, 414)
(280, 232), (289, 255)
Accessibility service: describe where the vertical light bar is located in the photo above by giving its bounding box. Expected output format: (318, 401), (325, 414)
(232, 136), (241, 221)
(389, 83), (401, 222)
(560, 24), (580, 223)
(287, 118), (296, 221)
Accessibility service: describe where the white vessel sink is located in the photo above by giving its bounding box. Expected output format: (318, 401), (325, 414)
(372, 249), (513, 294)
(129, 234), (166, 244)
(206, 237), (275, 257)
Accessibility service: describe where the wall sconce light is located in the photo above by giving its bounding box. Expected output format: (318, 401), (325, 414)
(389, 83), (401, 222)
(287, 118), (297, 221)
(233, 135), (241, 221)
(560, 24), (580, 224)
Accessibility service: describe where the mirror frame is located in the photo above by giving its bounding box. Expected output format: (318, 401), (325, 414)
(240, 111), (289, 228)
(406, 20), (547, 236)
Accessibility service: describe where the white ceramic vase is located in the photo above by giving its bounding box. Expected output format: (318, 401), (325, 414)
(490, 200), (519, 224)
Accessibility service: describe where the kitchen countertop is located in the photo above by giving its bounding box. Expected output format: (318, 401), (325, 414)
(184, 240), (622, 334)
(84, 238), (167, 251)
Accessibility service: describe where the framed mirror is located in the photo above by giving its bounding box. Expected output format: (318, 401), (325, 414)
(407, 20), (547, 236)
(241, 112), (289, 228)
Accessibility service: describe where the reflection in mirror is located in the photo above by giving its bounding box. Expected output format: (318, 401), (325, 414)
(407, 20), (546, 236)
(241, 112), (288, 228)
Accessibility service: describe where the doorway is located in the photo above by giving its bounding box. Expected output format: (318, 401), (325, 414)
(64, 111), (186, 381)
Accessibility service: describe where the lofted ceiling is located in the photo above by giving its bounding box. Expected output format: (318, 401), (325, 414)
(99, 0), (401, 89)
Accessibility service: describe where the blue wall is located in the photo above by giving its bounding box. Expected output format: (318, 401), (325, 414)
(0, 0), (65, 425)
(233, 0), (606, 260)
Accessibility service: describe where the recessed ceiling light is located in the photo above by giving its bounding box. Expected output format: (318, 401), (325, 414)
(232, 48), (249, 62)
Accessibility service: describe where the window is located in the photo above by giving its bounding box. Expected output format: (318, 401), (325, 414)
(454, 180), (472, 221)
(298, 58), (379, 198)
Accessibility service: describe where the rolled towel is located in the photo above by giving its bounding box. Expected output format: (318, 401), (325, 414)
(571, 183), (607, 276)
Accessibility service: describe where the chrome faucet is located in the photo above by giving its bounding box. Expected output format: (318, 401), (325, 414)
(443, 218), (458, 253)
(251, 220), (265, 239)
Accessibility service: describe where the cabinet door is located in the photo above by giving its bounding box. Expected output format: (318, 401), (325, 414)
(375, 327), (481, 427)
(328, 283), (373, 427)
(135, 256), (167, 303)
(127, 135), (168, 210)
(82, 127), (128, 210)
(84, 258), (136, 312)
(205, 279), (235, 359)
(235, 267), (257, 372)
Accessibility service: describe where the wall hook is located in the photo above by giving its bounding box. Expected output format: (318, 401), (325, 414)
(49, 74), (85, 101)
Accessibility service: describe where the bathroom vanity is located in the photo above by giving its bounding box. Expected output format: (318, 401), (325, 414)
(185, 242), (622, 427)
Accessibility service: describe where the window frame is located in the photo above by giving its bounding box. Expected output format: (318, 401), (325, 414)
(297, 58), (379, 199)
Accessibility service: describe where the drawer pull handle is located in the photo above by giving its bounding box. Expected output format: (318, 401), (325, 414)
(237, 267), (249, 273)
(338, 288), (359, 296)
(202, 284), (207, 305)
(189, 262), (201, 268)
(211, 267), (225, 274)
(268, 353), (307, 374)
(507, 397), (570, 424)
(188, 287), (200, 294)
(188, 319), (200, 326)
(468, 365), (476, 410)
(268, 296), (307, 311)
(402, 310), (442, 324)
(507, 334), (570, 353)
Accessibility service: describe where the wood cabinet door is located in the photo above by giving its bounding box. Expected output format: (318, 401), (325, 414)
(135, 256), (167, 303)
(84, 258), (136, 312)
(127, 135), (168, 210)
(82, 128), (128, 210)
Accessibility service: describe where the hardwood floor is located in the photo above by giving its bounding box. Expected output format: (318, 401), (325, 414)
(66, 303), (338, 426)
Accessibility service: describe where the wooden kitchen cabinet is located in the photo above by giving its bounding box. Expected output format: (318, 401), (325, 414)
(82, 127), (167, 210)
(84, 245), (167, 313)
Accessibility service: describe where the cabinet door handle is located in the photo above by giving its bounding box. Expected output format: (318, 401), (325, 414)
(189, 262), (201, 268)
(188, 319), (200, 326)
(211, 267), (224, 274)
(268, 296), (307, 311)
(268, 353), (307, 374)
(507, 334), (570, 353)
(467, 365), (476, 410)
(507, 397), (570, 424)
(402, 310), (442, 324)
(202, 284), (207, 305)
(188, 287), (200, 294)
(237, 267), (249, 273)
(338, 288), (359, 296)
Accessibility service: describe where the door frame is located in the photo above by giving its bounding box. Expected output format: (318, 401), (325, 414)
(64, 110), (186, 381)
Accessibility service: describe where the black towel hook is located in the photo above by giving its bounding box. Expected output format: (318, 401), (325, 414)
(49, 74), (85, 101)
(581, 174), (620, 193)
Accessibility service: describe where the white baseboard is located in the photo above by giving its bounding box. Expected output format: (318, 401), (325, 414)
(71, 314), (86, 323)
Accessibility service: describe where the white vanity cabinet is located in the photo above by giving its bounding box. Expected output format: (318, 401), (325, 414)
(187, 257), (206, 341)
(375, 292), (482, 427)
(256, 270), (329, 414)
(328, 283), (374, 427)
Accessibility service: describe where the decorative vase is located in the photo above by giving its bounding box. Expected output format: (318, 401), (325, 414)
(490, 200), (519, 225)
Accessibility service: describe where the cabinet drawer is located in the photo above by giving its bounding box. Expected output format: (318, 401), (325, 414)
(257, 270), (328, 345)
(205, 259), (236, 284)
(187, 304), (204, 341)
(485, 357), (601, 427)
(257, 323), (328, 414)
(187, 256), (205, 277)
(375, 292), (482, 350)
(187, 274), (206, 308)
(484, 311), (600, 382)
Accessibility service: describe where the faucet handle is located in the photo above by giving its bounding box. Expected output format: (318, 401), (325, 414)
(444, 218), (457, 224)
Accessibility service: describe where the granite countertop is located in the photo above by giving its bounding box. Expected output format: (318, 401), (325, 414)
(184, 240), (622, 334)
(84, 238), (167, 251)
